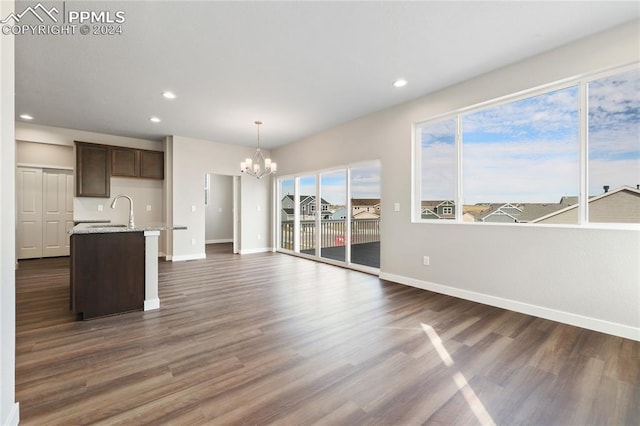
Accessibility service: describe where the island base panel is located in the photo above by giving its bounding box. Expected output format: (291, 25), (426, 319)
(71, 232), (145, 319)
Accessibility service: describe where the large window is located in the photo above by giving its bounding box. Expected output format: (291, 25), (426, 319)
(587, 68), (640, 224)
(415, 65), (639, 226)
(462, 86), (580, 224)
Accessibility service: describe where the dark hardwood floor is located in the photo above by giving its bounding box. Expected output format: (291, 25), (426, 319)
(15, 244), (640, 425)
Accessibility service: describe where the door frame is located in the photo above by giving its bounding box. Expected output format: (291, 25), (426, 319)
(202, 172), (240, 254)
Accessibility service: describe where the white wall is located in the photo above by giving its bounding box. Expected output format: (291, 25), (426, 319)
(73, 177), (164, 224)
(205, 174), (234, 243)
(169, 135), (271, 260)
(16, 122), (162, 150)
(17, 140), (73, 169)
(273, 20), (640, 341)
(0, 0), (19, 423)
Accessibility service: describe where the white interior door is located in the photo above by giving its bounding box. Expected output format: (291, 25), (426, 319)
(17, 167), (43, 259)
(17, 167), (74, 259)
(42, 169), (74, 257)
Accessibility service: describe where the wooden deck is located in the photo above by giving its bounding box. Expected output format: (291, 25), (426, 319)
(14, 243), (640, 425)
(302, 241), (380, 268)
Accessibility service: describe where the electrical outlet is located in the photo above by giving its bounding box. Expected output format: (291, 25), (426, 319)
(423, 256), (430, 266)
(257, 234), (261, 240)
(191, 205), (196, 212)
(190, 238), (196, 245)
(394, 202), (400, 212)
(97, 204), (103, 211)
(146, 205), (152, 211)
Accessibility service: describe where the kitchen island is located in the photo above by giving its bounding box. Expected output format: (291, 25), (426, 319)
(69, 223), (186, 320)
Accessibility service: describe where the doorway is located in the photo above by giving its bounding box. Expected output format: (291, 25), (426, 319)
(204, 173), (236, 253)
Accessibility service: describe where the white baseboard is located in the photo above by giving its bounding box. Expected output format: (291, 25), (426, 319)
(239, 247), (272, 255)
(206, 239), (233, 244)
(379, 272), (640, 342)
(171, 253), (206, 262)
(3, 402), (19, 426)
(144, 298), (160, 311)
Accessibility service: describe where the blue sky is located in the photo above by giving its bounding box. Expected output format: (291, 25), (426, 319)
(280, 163), (381, 206)
(421, 67), (639, 204)
(588, 68), (640, 195)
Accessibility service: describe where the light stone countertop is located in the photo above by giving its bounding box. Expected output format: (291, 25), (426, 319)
(69, 222), (187, 234)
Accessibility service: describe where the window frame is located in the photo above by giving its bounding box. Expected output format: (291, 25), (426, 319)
(412, 62), (640, 230)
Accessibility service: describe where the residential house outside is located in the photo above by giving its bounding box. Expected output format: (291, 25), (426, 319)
(534, 185), (640, 224)
(421, 200), (456, 220)
(331, 207), (348, 220)
(281, 194), (331, 220)
(459, 185), (639, 224)
(474, 202), (571, 223)
(351, 198), (380, 216)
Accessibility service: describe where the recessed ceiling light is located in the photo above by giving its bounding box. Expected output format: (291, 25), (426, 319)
(150, 117), (161, 123)
(162, 91), (176, 99)
(393, 79), (408, 88)
(19, 114), (34, 120)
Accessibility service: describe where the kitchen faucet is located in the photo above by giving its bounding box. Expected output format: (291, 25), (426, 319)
(110, 194), (135, 228)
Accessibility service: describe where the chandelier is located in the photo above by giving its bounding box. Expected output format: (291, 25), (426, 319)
(240, 120), (277, 179)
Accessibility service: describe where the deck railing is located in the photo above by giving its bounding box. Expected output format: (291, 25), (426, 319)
(280, 218), (380, 251)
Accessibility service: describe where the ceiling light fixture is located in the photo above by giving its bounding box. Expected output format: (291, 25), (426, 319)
(150, 116), (161, 123)
(240, 120), (277, 179)
(162, 91), (176, 99)
(393, 79), (408, 88)
(19, 114), (34, 120)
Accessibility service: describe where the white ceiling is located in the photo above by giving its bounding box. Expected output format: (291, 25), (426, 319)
(14, 1), (640, 148)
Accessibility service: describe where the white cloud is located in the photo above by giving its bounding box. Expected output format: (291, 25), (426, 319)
(462, 137), (579, 203)
(463, 86), (579, 137)
(421, 141), (456, 200)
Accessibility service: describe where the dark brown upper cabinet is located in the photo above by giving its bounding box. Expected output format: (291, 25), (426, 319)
(111, 147), (164, 180)
(76, 143), (164, 197)
(111, 147), (140, 177)
(75, 142), (110, 198)
(140, 150), (164, 179)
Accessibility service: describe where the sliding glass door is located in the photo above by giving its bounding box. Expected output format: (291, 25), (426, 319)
(298, 175), (317, 256)
(277, 161), (380, 272)
(320, 169), (346, 263)
(350, 162), (381, 268)
(279, 178), (294, 250)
